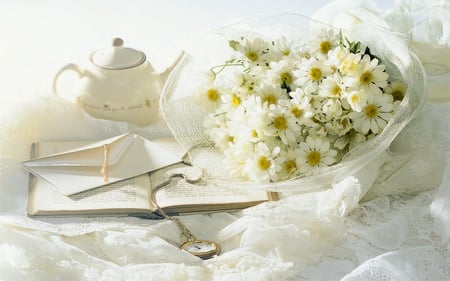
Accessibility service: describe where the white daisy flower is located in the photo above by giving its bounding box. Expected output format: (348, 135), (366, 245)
(267, 57), (296, 91)
(223, 142), (253, 179)
(306, 29), (339, 58)
(194, 84), (224, 112)
(344, 89), (368, 112)
(266, 36), (297, 62)
(229, 36), (271, 67)
(237, 95), (272, 143)
(327, 46), (351, 70)
(295, 136), (337, 176)
(293, 57), (331, 92)
(266, 104), (298, 146)
(237, 71), (261, 94)
(384, 80), (406, 102)
(277, 147), (302, 180)
(243, 142), (283, 182)
(230, 115), (264, 145)
(253, 83), (288, 106)
(348, 92), (394, 134)
(343, 54), (389, 94)
(220, 86), (246, 111)
(287, 89), (315, 125)
(339, 52), (362, 77)
(318, 73), (344, 98)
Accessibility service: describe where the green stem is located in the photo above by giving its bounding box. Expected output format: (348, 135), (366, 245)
(210, 60), (245, 79)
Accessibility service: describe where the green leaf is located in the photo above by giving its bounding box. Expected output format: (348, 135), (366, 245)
(228, 40), (240, 51)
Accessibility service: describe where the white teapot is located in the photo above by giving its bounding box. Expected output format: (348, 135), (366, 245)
(53, 38), (183, 126)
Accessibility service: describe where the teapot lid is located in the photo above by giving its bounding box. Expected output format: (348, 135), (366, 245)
(90, 38), (146, 70)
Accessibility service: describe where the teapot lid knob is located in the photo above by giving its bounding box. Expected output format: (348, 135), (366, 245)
(112, 37), (124, 47)
(90, 37), (146, 70)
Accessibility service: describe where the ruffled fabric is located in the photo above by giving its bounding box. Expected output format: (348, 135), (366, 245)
(0, 1), (449, 280)
(313, 0), (450, 103)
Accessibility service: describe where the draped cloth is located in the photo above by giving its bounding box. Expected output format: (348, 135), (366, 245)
(0, 1), (449, 280)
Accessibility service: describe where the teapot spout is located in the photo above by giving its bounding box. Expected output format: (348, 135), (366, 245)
(159, 51), (186, 85)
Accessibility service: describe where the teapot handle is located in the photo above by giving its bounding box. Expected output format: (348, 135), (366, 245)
(52, 63), (83, 96)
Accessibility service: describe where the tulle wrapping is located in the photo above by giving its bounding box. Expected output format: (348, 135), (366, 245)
(160, 14), (427, 193)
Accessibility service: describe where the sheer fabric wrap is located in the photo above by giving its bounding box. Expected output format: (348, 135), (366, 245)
(160, 14), (427, 195)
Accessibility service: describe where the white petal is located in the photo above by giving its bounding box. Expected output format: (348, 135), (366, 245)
(376, 118), (387, 130)
(378, 112), (393, 121)
(361, 119), (371, 134)
(370, 119), (380, 134)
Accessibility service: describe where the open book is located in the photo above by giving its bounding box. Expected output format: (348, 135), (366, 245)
(26, 137), (277, 218)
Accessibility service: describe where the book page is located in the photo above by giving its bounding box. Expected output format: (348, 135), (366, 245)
(151, 164), (269, 209)
(28, 174), (152, 214)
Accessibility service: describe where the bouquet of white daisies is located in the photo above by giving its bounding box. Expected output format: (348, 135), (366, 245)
(161, 15), (426, 189)
(192, 30), (406, 183)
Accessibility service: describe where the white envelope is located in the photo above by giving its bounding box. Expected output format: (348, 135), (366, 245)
(22, 133), (183, 196)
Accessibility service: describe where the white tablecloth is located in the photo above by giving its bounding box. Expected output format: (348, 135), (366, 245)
(1, 1), (449, 280)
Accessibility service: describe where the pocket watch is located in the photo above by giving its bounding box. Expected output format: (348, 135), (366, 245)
(181, 240), (221, 260)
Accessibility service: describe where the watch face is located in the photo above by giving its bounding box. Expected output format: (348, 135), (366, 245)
(181, 240), (221, 259)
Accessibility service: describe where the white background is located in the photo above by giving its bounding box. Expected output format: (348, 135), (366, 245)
(0, 0), (393, 104)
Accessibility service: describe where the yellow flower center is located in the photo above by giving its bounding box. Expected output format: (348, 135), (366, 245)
(280, 72), (292, 86)
(251, 130), (259, 138)
(364, 104), (379, 119)
(359, 71), (373, 84)
(351, 94), (360, 104)
(340, 117), (349, 126)
(206, 88), (219, 102)
(283, 160), (297, 173)
(246, 51), (259, 61)
(282, 49), (291, 56)
(309, 67), (322, 81)
(273, 116), (287, 130)
(262, 94), (277, 105)
(319, 41), (332, 54)
(332, 85), (342, 96)
(391, 89), (404, 101)
(231, 94), (241, 107)
(307, 151), (321, 167)
(290, 106), (304, 118)
(227, 136), (234, 143)
(257, 156), (271, 170)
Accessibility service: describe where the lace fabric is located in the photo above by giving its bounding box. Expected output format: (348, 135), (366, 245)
(364, 105), (446, 200)
(289, 103), (450, 281)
